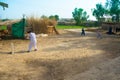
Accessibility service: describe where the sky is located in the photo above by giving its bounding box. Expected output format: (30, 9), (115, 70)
(0, 0), (106, 20)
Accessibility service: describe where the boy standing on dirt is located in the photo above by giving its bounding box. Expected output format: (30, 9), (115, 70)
(96, 29), (102, 39)
(27, 30), (37, 52)
(81, 28), (85, 36)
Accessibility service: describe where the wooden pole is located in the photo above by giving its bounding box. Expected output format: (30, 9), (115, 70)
(11, 43), (14, 54)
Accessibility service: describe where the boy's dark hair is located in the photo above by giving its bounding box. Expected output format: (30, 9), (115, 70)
(27, 30), (32, 33)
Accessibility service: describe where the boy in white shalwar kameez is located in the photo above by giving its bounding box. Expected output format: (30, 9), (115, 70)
(27, 31), (37, 52)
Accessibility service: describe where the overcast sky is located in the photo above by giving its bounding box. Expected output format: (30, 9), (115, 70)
(0, 0), (106, 20)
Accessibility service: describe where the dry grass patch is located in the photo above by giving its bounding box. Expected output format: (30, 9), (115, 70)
(26, 16), (57, 34)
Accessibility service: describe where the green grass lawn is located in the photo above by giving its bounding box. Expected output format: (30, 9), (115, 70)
(56, 25), (85, 29)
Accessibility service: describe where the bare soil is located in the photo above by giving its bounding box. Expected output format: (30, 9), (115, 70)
(0, 29), (120, 80)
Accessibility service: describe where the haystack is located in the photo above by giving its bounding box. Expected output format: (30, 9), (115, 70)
(26, 17), (59, 35)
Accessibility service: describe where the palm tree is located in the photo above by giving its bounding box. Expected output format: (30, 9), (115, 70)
(0, 2), (8, 10)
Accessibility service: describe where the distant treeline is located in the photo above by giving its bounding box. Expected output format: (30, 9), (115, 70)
(58, 20), (101, 27)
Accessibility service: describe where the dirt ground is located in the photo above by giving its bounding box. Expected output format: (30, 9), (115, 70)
(0, 29), (120, 80)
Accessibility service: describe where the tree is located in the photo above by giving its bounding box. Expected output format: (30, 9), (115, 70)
(106, 0), (120, 22)
(72, 8), (89, 25)
(54, 15), (59, 21)
(49, 15), (59, 21)
(92, 3), (106, 22)
(0, 2), (8, 10)
(41, 15), (48, 19)
(82, 11), (89, 21)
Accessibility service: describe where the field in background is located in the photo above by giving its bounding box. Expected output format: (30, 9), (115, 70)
(56, 25), (99, 29)
(56, 25), (84, 29)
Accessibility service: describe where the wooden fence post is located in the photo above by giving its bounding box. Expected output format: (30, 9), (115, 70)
(11, 43), (14, 54)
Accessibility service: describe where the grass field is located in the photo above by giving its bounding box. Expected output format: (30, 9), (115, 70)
(56, 25), (99, 29)
(56, 25), (84, 29)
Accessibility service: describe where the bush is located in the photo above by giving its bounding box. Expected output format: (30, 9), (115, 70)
(79, 21), (102, 27)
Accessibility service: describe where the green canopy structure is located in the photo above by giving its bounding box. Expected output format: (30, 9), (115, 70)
(12, 18), (26, 39)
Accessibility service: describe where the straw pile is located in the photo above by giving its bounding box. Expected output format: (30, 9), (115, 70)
(26, 16), (57, 34)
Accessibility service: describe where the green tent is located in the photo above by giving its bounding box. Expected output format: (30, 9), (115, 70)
(12, 18), (26, 38)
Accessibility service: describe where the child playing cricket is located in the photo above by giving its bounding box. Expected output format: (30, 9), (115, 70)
(96, 29), (102, 39)
(81, 28), (85, 36)
(27, 30), (37, 52)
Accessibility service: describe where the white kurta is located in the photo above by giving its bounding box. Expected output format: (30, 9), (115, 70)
(28, 32), (37, 51)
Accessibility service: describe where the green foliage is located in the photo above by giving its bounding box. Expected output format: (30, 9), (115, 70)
(0, 2), (8, 10)
(49, 15), (59, 21)
(41, 15), (48, 19)
(1, 18), (9, 21)
(80, 21), (101, 27)
(106, 0), (120, 22)
(56, 25), (84, 29)
(92, 3), (106, 22)
(56, 24), (99, 29)
(72, 8), (89, 25)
